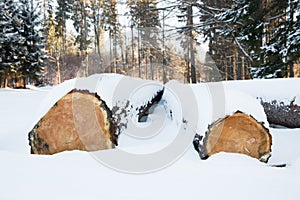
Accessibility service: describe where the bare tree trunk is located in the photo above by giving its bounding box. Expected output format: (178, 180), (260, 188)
(233, 43), (238, 80)
(225, 60), (228, 81)
(55, 55), (61, 84)
(145, 48), (148, 79)
(150, 55), (154, 80)
(131, 25), (135, 77)
(85, 52), (89, 77)
(22, 77), (26, 89)
(3, 68), (9, 88)
(162, 10), (167, 83)
(113, 29), (118, 73)
(289, 62), (294, 77)
(91, 0), (102, 68)
(241, 56), (245, 80)
(109, 32), (113, 73)
(187, 5), (196, 83)
(137, 27), (141, 78)
(4, 75), (8, 88)
(186, 58), (190, 83)
(119, 28), (126, 72)
(124, 29), (128, 73)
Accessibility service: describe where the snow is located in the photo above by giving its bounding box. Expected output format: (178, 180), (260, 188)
(222, 78), (300, 105)
(161, 81), (268, 140)
(1, 76), (300, 199)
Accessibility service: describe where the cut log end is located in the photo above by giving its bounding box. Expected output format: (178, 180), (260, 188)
(29, 89), (117, 155)
(194, 111), (272, 163)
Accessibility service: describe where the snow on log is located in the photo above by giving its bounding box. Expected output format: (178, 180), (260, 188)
(193, 111), (272, 163)
(260, 98), (300, 128)
(29, 89), (117, 154)
(137, 89), (164, 122)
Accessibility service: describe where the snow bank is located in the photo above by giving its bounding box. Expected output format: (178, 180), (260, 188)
(1, 77), (300, 200)
(223, 78), (300, 105)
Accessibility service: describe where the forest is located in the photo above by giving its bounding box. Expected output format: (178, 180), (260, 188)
(0, 0), (299, 88)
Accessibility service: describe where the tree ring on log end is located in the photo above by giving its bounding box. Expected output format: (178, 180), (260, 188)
(195, 111), (272, 163)
(28, 89), (117, 155)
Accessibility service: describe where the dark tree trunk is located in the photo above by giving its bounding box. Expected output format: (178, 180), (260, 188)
(22, 77), (26, 89)
(187, 5), (196, 83)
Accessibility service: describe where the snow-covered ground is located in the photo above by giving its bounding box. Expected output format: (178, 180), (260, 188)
(0, 76), (300, 200)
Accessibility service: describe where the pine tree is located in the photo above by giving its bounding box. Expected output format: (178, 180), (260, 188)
(197, 0), (253, 80)
(177, 0), (200, 83)
(44, 0), (56, 56)
(198, 0), (298, 78)
(281, 0), (300, 77)
(0, 0), (19, 87)
(72, 0), (92, 76)
(16, 0), (45, 87)
(103, 0), (121, 73)
(90, 0), (105, 65)
(129, 0), (161, 79)
(54, 0), (73, 83)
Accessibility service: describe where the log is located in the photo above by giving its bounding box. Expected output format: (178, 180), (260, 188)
(28, 89), (117, 154)
(137, 89), (164, 122)
(110, 87), (165, 132)
(193, 111), (272, 163)
(260, 98), (300, 128)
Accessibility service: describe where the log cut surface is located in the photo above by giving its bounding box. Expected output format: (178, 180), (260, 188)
(194, 111), (272, 162)
(29, 90), (117, 154)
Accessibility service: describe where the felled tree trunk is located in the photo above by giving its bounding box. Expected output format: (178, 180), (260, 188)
(260, 99), (300, 128)
(137, 89), (164, 122)
(193, 111), (272, 163)
(29, 90), (117, 155)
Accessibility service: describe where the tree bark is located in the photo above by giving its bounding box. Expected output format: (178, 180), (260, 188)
(137, 89), (164, 122)
(260, 98), (300, 128)
(187, 5), (196, 83)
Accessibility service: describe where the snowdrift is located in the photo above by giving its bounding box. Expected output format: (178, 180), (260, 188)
(0, 75), (300, 200)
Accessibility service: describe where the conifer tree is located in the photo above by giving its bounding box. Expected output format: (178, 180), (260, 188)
(16, 0), (45, 87)
(90, 0), (105, 62)
(0, 0), (19, 87)
(103, 0), (121, 72)
(129, 0), (160, 78)
(54, 0), (73, 83)
(198, 0), (299, 78)
(72, 0), (92, 76)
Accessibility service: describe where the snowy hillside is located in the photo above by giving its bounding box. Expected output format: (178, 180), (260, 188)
(0, 76), (300, 200)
